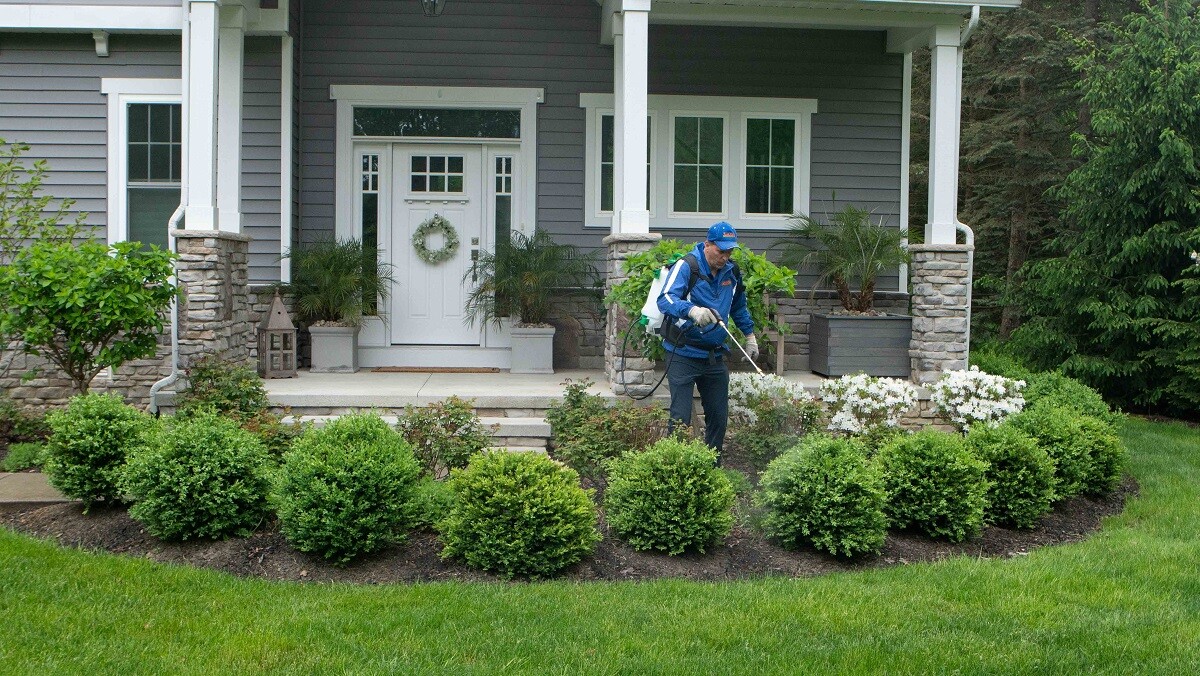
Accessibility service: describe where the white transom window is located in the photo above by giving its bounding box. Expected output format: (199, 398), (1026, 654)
(581, 94), (816, 231)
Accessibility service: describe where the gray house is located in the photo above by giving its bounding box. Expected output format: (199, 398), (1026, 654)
(0, 0), (1011, 406)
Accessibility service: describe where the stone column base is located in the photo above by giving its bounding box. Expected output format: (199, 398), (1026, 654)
(173, 230), (254, 373)
(603, 232), (661, 395)
(908, 243), (972, 384)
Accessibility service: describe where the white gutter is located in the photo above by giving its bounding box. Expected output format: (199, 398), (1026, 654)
(149, 1), (190, 415)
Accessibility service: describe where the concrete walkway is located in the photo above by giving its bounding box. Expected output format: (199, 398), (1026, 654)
(0, 472), (67, 504)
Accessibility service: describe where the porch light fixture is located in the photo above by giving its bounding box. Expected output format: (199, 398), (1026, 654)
(258, 291), (298, 379)
(420, 0), (447, 17)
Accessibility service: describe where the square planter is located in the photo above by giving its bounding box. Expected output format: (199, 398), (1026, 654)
(510, 325), (555, 374)
(309, 325), (360, 373)
(809, 313), (912, 378)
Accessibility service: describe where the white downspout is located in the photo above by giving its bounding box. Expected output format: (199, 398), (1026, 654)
(149, 2), (191, 415)
(954, 6), (980, 366)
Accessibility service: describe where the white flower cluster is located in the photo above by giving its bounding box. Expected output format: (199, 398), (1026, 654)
(930, 366), (1025, 432)
(729, 373), (813, 425)
(820, 374), (918, 436)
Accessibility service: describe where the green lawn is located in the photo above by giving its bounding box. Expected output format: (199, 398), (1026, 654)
(1, 418), (1198, 675)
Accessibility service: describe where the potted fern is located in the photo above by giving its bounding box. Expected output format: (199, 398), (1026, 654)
(282, 238), (394, 373)
(775, 205), (912, 377)
(464, 229), (599, 374)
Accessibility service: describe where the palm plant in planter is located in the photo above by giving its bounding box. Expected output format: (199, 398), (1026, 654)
(776, 205), (912, 377)
(464, 229), (599, 374)
(282, 238), (394, 373)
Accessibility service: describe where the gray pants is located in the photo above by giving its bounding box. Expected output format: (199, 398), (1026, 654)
(666, 352), (730, 456)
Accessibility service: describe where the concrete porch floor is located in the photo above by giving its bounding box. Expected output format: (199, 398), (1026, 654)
(260, 368), (826, 411)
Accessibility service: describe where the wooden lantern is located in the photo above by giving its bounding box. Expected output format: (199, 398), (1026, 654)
(258, 291), (298, 378)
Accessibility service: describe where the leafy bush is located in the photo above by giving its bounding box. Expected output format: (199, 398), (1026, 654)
(241, 411), (305, 461)
(438, 451), (600, 579)
(821, 374), (919, 441)
(756, 435), (887, 558)
(43, 394), (155, 510)
(122, 412), (270, 540)
(282, 238), (394, 325)
(965, 423), (1056, 529)
(1023, 372), (1120, 425)
(1075, 415), (1129, 496)
(274, 414), (422, 564)
(877, 431), (990, 542)
(604, 239), (796, 359)
(1, 442), (46, 472)
(411, 477), (456, 531)
(969, 344), (1035, 381)
(929, 367), (1026, 432)
(177, 357), (270, 421)
(1008, 403), (1105, 499)
(547, 380), (669, 482)
(395, 396), (495, 478)
(0, 395), (49, 444)
(603, 437), (735, 555)
(0, 239), (176, 394)
(728, 373), (823, 468)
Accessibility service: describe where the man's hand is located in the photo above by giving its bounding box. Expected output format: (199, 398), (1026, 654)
(688, 306), (718, 327)
(745, 334), (759, 361)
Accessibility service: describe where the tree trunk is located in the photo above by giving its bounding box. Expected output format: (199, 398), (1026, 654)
(1001, 78), (1033, 338)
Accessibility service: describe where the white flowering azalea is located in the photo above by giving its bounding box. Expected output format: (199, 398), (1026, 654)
(729, 372), (814, 426)
(930, 366), (1025, 432)
(820, 374), (919, 437)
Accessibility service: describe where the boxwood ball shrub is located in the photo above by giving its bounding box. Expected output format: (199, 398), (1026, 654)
(122, 412), (271, 541)
(965, 423), (1056, 529)
(274, 413), (422, 564)
(603, 437), (735, 555)
(438, 450), (600, 579)
(1009, 403), (1101, 499)
(44, 393), (154, 510)
(1075, 415), (1129, 495)
(1023, 372), (1119, 425)
(878, 430), (990, 542)
(756, 435), (887, 558)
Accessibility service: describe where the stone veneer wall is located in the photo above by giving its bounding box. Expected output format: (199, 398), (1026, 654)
(908, 244), (972, 384)
(548, 291), (606, 370)
(604, 233), (662, 395)
(770, 289), (910, 372)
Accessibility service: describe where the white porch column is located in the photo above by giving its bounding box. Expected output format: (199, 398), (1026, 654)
(925, 25), (963, 244)
(612, 0), (650, 235)
(216, 5), (245, 234)
(184, 0), (220, 230)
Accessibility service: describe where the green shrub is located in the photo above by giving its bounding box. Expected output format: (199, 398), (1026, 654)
(438, 451), (600, 579)
(878, 431), (990, 542)
(176, 357), (270, 422)
(1008, 404), (1097, 499)
(969, 345), (1035, 381)
(0, 395), (50, 444)
(728, 373), (823, 468)
(122, 412), (270, 541)
(1, 442), (46, 472)
(965, 423), (1056, 529)
(241, 411), (305, 461)
(547, 381), (669, 482)
(1075, 415), (1129, 496)
(1023, 372), (1120, 425)
(756, 435), (886, 557)
(411, 477), (456, 531)
(603, 438), (735, 555)
(43, 394), (154, 510)
(274, 414), (422, 564)
(395, 396), (494, 478)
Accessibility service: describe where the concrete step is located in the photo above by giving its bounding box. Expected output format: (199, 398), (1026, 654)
(292, 415), (552, 441)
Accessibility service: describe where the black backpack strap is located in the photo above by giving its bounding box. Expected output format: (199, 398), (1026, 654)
(682, 252), (741, 301)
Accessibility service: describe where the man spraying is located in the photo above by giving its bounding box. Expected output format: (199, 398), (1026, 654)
(656, 222), (758, 462)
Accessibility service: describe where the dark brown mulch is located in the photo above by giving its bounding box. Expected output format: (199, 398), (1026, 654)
(0, 463), (1136, 584)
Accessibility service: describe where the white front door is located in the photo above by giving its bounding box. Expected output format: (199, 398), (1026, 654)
(390, 144), (483, 345)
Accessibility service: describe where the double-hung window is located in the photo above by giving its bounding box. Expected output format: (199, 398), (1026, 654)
(581, 94), (815, 231)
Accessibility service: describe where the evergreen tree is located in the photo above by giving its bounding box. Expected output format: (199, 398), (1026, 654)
(1011, 0), (1200, 416)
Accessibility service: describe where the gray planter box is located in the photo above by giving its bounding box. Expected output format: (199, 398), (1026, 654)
(309, 325), (359, 373)
(510, 325), (555, 374)
(809, 313), (912, 378)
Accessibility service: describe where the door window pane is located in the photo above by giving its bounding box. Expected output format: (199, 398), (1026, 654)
(360, 153), (380, 314)
(673, 116), (723, 213)
(410, 155), (465, 194)
(745, 118), (795, 214)
(354, 107), (520, 138)
(495, 156), (513, 251)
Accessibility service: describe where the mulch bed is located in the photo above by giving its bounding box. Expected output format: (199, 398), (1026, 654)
(0, 442), (1137, 584)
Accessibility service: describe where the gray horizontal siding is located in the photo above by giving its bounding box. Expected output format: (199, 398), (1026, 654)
(1, 0), (177, 4)
(242, 36), (283, 284)
(0, 32), (181, 233)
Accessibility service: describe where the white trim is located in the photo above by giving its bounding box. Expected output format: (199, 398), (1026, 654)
(184, 0), (219, 230)
(101, 77), (182, 246)
(331, 85), (542, 241)
(280, 34), (293, 282)
(0, 5), (184, 32)
(216, 8), (245, 234)
(580, 93), (816, 231)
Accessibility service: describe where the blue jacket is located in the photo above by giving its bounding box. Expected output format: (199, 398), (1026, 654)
(656, 242), (755, 358)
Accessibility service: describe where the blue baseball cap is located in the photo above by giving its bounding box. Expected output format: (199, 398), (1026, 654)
(706, 221), (739, 251)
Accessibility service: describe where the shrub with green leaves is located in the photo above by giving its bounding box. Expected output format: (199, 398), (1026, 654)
(411, 477), (456, 531)
(969, 345), (1035, 382)
(1023, 372), (1120, 425)
(43, 393), (155, 510)
(756, 435), (886, 558)
(122, 412), (270, 541)
(1008, 403), (1101, 499)
(177, 357), (270, 421)
(274, 414), (422, 564)
(395, 396), (494, 478)
(604, 437), (735, 555)
(1075, 415), (1129, 496)
(438, 451), (600, 579)
(728, 373), (823, 468)
(0, 395), (49, 444)
(547, 380), (669, 482)
(966, 423), (1056, 529)
(1, 442), (46, 472)
(878, 431), (990, 542)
